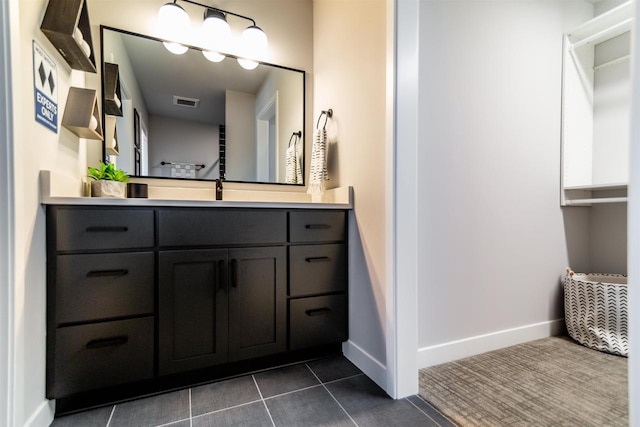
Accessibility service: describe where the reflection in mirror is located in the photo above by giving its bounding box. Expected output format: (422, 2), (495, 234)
(101, 26), (305, 185)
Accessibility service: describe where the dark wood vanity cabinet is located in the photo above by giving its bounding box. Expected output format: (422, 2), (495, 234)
(158, 246), (287, 375)
(46, 205), (347, 405)
(46, 207), (155, 398)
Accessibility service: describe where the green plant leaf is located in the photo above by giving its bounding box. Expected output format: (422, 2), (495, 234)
(87, 161), (129, 182)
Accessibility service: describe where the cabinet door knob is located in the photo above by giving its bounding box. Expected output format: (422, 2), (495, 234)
(86, 269), (128, 278)
(85, 335), (128, 349)
(305, 307), (332, 317)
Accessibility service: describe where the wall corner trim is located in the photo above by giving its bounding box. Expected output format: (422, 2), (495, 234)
(418, 319), (565, 369)
(343, 340), (388, 392)
(23, 400), (54, 427)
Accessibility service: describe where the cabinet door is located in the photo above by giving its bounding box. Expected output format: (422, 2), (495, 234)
(159, 250), (228, 375)
(228, 247), (286, 361)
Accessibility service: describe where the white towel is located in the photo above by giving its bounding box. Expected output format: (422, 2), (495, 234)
(307, 128), (328, 194)
(285, 139), (303, 184)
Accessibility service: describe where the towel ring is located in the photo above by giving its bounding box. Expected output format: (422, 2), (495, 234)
(316, 109), (333, 130)
(288, 131), (301, 148)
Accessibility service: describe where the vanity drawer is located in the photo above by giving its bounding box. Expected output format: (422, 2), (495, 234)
(158, 209), (287, 247)
(52, 317), (154, 397)
(55, 252), (154, 324)
(52, 207), (154, 251)
(289, 295), (347, 350)
(289, 244), (346, 297)
(289, 211), (346, 243)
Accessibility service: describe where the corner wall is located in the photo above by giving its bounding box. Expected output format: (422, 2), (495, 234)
(415, 0), (595, 367)
(313, 0), (390, 389)
(11, 0), (93, 425)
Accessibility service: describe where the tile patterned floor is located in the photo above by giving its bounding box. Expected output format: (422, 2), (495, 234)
(50, 356), (455, 427)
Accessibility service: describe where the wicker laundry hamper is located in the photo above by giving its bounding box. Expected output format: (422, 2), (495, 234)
(564, 268), (628, 357)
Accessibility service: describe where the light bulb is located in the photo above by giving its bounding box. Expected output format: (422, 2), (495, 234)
(237, 58), (259, 70)
(203, 9), (230, 47)
(203, 50), (225, 62)
(163, 42), (189, 55)
(158, 2), (190, 32)
(240, 25), (268, 60)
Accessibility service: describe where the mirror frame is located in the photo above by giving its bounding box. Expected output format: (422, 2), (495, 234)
(99, 25), (306, 186)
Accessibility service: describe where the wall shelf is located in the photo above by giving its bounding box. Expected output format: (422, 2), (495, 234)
(40, 0), (97, 73)
(104, 63), (123, 116)
(105, 116), (119, 155)
(62, 87), (103, 140)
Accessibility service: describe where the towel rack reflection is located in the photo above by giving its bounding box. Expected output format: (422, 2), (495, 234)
(289, 131), (302, 147)
(316, 109), (333, 130)
(160, 161), (205, 171)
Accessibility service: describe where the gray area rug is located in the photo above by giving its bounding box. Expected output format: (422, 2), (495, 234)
(419, 336), (628, 426)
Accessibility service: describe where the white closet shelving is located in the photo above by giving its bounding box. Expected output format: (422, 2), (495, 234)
(561, 1), (632, 206)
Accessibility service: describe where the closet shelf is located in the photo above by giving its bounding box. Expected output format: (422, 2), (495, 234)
(563, 183), (627, 206)
(567, 1), (632, 48)
(564, 183), (627, 191)
(565, 197), (627, 206)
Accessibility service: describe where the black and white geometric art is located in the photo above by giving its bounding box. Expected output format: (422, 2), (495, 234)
(564, 271), (628, 357)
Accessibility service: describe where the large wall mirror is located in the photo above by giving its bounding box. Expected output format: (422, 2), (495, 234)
(100, 26), (305, 185)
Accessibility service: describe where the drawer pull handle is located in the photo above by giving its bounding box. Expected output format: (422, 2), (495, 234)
(85, 226), (129, 233)
(305, 224), (331, 230)
(86, 269), (129, 278)
(305, 307), (332, 317)
(305, 257), (331, 263)
(230, 259), (238, 288)
(85, 335), (128, 349)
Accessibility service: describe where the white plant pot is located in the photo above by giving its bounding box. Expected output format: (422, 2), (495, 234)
(91, 180), (126, 198)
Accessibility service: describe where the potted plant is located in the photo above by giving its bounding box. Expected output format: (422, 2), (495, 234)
(87, 161), (129, 198)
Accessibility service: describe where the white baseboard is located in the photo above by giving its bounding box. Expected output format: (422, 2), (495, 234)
(343, 340), (388, 391)
(23, 400), (54, 427)
(418, 319), (565, 369)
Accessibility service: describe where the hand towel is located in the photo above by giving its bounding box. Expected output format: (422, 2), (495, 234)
(285, 139), (303, 184)
(307, 128), (328, 194)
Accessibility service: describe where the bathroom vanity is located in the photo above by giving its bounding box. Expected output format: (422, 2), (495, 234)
(43, 189), (351, 413)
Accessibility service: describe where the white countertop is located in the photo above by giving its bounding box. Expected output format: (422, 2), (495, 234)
(40, 171), (353, 209)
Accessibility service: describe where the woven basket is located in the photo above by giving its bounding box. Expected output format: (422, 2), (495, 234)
(564, 270), (628, 357)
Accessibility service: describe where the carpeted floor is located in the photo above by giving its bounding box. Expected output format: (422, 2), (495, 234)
(419, 336), (628, 426)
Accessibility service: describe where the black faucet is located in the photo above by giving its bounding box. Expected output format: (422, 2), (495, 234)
(215, 178), (223, 200)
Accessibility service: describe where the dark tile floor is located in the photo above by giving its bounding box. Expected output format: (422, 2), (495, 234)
(50, 356), (455, 427)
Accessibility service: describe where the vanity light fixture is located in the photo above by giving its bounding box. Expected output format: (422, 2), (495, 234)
(157, 0), (268, 69)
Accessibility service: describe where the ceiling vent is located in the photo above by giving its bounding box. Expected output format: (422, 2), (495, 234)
(173, 95), (200, 108)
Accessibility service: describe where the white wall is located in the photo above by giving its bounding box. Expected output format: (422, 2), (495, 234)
(627, 2), (640, 424)
(10, 0), (94, 424)
(102, 29), (150, 174)
(415, 0), (595, 366)
(313, 0), (389, 389)
(148, 115), (220, 180)
(593, 32), (631, 185)
(226, 90), (257, 181)
(255, 68), (304, 183)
